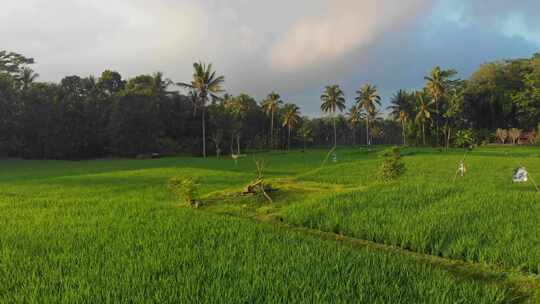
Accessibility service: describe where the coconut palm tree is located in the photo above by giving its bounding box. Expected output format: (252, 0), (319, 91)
(298, 123), (313, 151)
(18, 67), (39, 91)
(388, 90), (412, 145)
(152, 72), (173, 98)
(415, 92), (434, 146)
(347, 104), (363, 145)
(320, 85), (346, 147)
(261, 92), (282, 149)
(282, 103), (301, 150)
(425, 66), (457, 146)
(178, 62), (225, 159)
(356, 84), (381, 146)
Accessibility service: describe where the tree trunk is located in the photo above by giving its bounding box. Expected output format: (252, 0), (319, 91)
(366, 118), (370, 146)
(288, 126), (291, 150)
(422, 123), (426, 146)
(333, 116), (337, 147)
(237, 135), (240, 155)
(202, 106), (206, 159)
(270, 111), (274, 150)
(447, 126), (451, 149)
(435, 100), (439, 147)
(402, 121), (406, 146)
(352, 127), (356, 146)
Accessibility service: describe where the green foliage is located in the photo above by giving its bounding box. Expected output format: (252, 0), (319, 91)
(455, 129), (475, 148)
(0, 50), (34, 77)
(6, 50), (540, 158)
(378, 147), (406, 181)
(168, 177), (199, 207)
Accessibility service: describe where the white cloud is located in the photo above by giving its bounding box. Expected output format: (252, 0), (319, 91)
(269, 0), (433, 72)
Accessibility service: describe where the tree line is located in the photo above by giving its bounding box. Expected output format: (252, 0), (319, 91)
(1, 50), (539, 159)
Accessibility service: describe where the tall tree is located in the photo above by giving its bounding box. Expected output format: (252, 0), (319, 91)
(347, 104), (363, 145)
(415, 92), (434, 146)
(388, 90), (413, 145)
(178, 62), (225, 158)
(261, 92), (282, 149)
(282, 103), (301, 150)
(0, 51), (34, 78)
(17, 67), (39, 91)
(442, 81), (465, 148)
(356, 84), (381, 146)
(320, 85), (346, 147)
(225, 93), (256, 154)
(110, 74), (168, 156)
(425, 66), (457, 146)
(298, 120), (313, 151)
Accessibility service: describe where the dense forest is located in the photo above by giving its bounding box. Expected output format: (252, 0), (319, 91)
(1, 50), (539, 159)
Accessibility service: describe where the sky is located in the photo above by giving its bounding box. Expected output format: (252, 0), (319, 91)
(2, 0), (540, 116)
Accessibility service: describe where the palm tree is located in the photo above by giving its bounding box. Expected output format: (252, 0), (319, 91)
(298, 123), (313, 151)
(415, 92), (434, 146)
(282, 103), (301, 150)
(388, 90), (411, 145)
(261, 92), (282, 149)
(152, 72), (173, 98)
(178, 62), (225, 158)
(356, 84), (381, 146)
(320, 85), (346, 147)
(347, 104), (363, 145)
(18, 67), (39, 91)
(425, 66), (457, 146)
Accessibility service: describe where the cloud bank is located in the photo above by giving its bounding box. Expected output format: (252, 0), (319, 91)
(270, 0), (432, 72)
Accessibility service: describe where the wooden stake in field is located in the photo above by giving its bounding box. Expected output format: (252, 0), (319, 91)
(453, 149), (470, 183)
(457, 161), (467, 177)
(321, 146), (337, 169)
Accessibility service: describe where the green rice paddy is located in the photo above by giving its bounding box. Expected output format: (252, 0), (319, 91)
(1, 146), (539, 302)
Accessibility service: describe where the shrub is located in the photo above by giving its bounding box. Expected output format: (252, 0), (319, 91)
(455, 129), (475, 148)
(168, 177), (199, 207)
(378, 147), (405, 181)
(474, 128), (494, 144)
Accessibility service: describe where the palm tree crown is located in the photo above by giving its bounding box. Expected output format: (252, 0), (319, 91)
(356, 84), (381, 146)
(356, 84), (381, 112)
(178, 62), (225, 158)
(18, 67), (39, 91)
(282, 103), (300, 129)
(347, 104), (364, 145)
(415, 92), (434, 145)
(424, 66), (457, 145)
(388, 90), (413, 145)
(320, 85), (346, 114)
(282, 103), (301, 150)
(321, 85), (346, 146)
(179, 62), (225, 102)
(347, 104), (363, 127)
(262, 92), (282, 149)
(262, 92), (282, 116)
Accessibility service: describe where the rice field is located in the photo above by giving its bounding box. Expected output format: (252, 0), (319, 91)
(1, 146), (539, 302)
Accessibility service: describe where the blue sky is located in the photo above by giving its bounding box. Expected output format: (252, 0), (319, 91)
(2, 0), (539, 116)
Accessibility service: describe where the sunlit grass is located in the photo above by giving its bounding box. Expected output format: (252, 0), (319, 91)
(1, 146), (539, 302)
